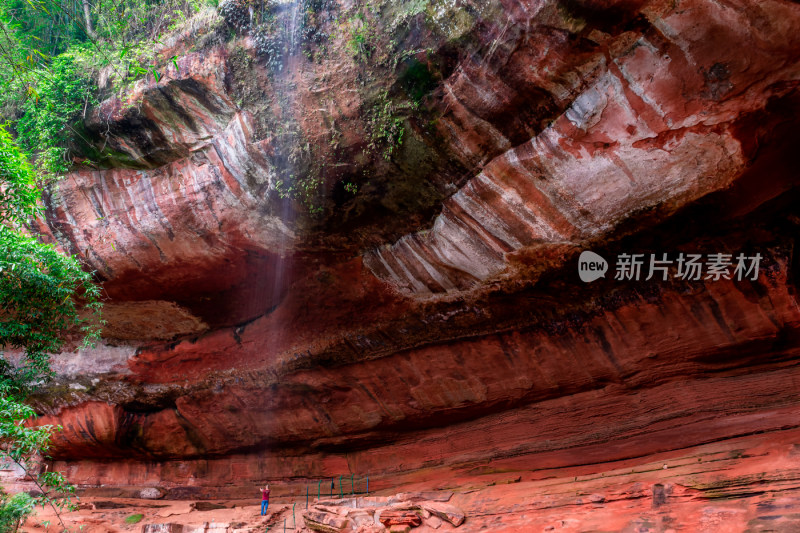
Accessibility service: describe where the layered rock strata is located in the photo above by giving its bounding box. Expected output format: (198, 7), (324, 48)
(21, 0), (800, 528)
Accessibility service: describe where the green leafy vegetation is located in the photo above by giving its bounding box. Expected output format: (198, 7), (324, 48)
(219, 0), (257, 31)
(300, 0), (336, 60)
(271, 128), (326, 215)
(0, 127), (101, 377)
(366, 90), (415, 161)
(0, 391), (78, 531)
(345, 12), (374, 62)
(0, 492), (33, 532)
(0, 0), (219, 178)
(125, 513), (144, 524)
(0, 492), (36, 531)
(14, 49), (97, 177)
(252, 15), (283, 72)
(275, 173), (325, 216)
(0, 124), (101, 530)
(398, 0), (428, 19)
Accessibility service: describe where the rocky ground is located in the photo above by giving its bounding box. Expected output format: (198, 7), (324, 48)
(21, 426), (800, 532)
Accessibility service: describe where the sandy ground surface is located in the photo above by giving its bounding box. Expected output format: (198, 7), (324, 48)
(21, 499), (286, 532)
(20, 496), (462, 532)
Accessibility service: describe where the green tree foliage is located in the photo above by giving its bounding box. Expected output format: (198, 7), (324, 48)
(15, 49), (96, 176)
(0, 125), (101, 380)
(0, 492), (33, 532)
(0, 0), (210, 60)
(0, 0), (217, 178)
(0, 128), (38, 225)
(0, 391), (77, 532)
(0, 126), (100, 531)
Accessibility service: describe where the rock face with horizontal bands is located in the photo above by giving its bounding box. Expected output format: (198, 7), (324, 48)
(24, 0), (800, 529)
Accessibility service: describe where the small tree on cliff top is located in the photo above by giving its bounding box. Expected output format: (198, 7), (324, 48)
(0, 124), (101, 532)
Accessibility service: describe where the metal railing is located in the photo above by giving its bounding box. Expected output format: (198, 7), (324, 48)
(308, 474), (369, 506)
(266, 475), (370, 532)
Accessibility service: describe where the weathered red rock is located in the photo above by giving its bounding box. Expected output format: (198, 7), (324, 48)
(394, 493), (452, 504)
(378, 510), (421, 528)
(142, 525), (182, 533)
(423, 516), (442, 529)
(302, 510), (350, 533)
(419, 503), (464, 527)
(18, 0), (800, 530)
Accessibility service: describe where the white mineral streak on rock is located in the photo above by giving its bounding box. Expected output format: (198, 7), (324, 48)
(48, 344), (136, 377)
(365, 53), (745, 296)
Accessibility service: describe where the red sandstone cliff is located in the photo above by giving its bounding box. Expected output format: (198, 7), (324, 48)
(22, 0), (800, 530)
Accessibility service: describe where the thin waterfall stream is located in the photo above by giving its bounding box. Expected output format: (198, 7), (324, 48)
(267, 0), (304, 324)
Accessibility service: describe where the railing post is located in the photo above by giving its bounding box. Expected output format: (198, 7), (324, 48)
(366, 475), (369, 496)
(351, 474), (355, 496)
(339, 475), (343, 498)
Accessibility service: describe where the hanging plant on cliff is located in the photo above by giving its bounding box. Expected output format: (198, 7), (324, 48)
(366, 90), (413, 161)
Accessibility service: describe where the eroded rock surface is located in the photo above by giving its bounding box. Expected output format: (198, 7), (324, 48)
(22, 0), (800, 529)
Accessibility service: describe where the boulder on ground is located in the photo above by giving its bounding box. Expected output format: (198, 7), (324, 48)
(387, 501), (418, 511)
(141, 525), (183, 533)
(425, 515), (443, 529)
(139, 487), (167, 499)
(347, 509), (375, 528)
(379, 510), (421, 528)
(355, 525), (386, 533)
(303, 510), (351, 533)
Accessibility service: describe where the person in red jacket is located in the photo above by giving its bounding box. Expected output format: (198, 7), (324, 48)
(260, 484), (270, 516)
